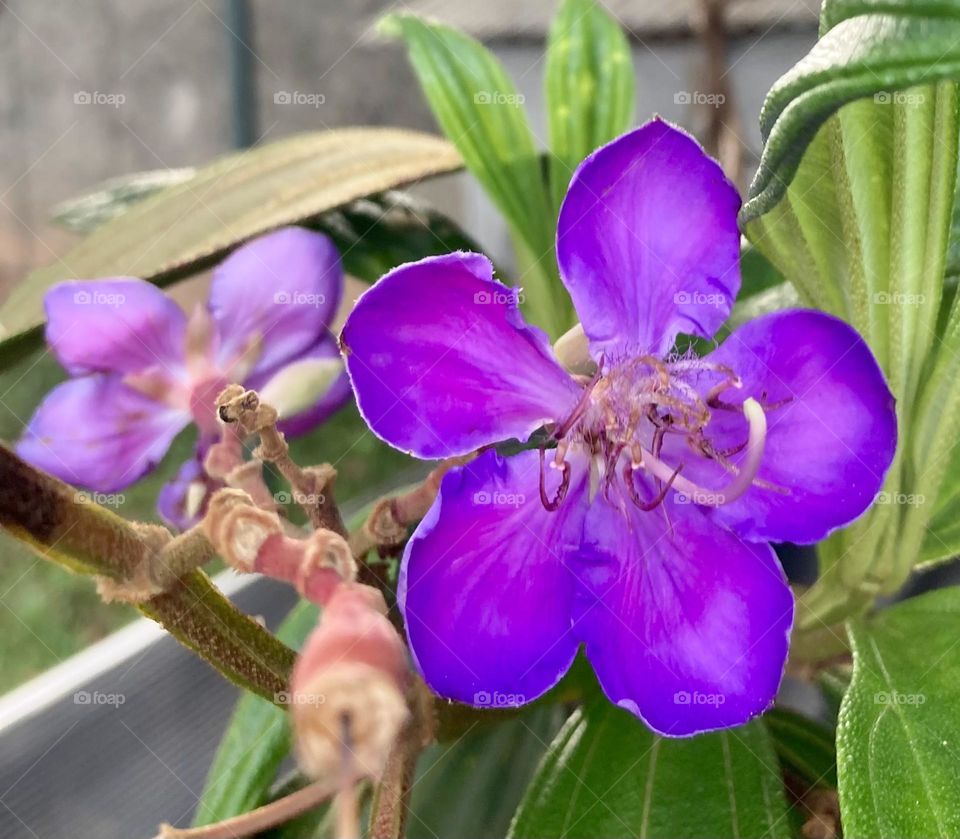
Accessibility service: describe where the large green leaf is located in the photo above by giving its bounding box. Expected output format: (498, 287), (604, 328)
(381, 13), (568, 336)
(0, 128), (462, 360)
(192, 599), (319, 826)
(408, 706), (565, 839)
(838, 588), (960, 838)
(509, 701), (789, 839)
(50, 168), (196, 234)
(742, 0), (960, 618)
(544, 0), (634, 213)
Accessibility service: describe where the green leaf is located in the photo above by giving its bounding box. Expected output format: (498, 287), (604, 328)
(739, 245), (785, 300)
(50, 168), (196, 234)
(765, 708), (838, 789)
(0, 128), (462, 359)
(192, 599), (319, 826)
(838, 588), (960, 838)
(509, 700), (789, 839)
(408, 706), (565, 839)
(544, 0), (634, 212)
(311, 190), (486, 283)
(381, 13), (568, 336)
(742, 0), (960, 613)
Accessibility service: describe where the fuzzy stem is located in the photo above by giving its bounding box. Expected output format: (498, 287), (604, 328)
(369, 681), (434, 839)
(216, 386), (347, 536)
(349, 457), (471, 560)
(0, 446), (296, 702)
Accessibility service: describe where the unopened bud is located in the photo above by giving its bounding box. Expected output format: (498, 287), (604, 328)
(291, 584), (410, 781)
(251, 528), (354, 604)
(204, 489), (282, 572)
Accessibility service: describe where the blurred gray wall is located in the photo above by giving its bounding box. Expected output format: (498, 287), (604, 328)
(0, 0), (818, 297)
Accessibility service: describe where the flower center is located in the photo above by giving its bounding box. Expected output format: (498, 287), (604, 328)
(540, 355), (791, 512)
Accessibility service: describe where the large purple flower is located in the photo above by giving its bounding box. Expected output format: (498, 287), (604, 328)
(18, 227), (351, 526)
(341, 120), (897, 736)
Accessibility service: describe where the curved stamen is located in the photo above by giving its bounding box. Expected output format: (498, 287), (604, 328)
(539, 446), (571, 511)
(554, 368), (602, 439)
(624, 458), (683, 511)
(637, 397), (768, 506)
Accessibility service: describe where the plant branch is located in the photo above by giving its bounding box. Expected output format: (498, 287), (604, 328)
(153, 778), (336, 839)
(0, 446), (296, 703)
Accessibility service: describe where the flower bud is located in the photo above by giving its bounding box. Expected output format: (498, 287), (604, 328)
(291, 583), (410, 781)
(203, 489), (282, 572)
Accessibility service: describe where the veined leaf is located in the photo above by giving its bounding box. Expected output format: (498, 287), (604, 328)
(50, 168), (196, 234)
(765, 708), (838, 789)
(838, 588), (960, 838)
(742, 0), (960, 611)
(544, 0), (635, 213)
(193, 599), (319, 826)
(0, 128), (462, 358)
(509, 700), (789, 839)
(408, 706), (565, 839)
(381, 13), (568, 336)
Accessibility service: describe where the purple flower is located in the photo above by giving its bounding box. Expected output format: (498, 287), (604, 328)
(340, 120), (897, 736)
(18, 227), (351, 526)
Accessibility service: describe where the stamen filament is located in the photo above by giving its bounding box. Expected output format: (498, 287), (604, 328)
(637, 397), (767, 507)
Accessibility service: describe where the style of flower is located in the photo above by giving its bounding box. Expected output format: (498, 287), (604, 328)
(18, 226), (351, 528)
(340, 120), (898, 736)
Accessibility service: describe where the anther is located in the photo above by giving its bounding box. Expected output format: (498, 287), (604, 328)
(539, 446), (571, 511)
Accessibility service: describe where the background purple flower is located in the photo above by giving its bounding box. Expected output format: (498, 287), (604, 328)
(341, 120), (897, 736)
(18, 227), (350, 526)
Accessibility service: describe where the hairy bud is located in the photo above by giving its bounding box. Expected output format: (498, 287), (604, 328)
(203, 489), (282, 572)
(290, 584), (410, 781)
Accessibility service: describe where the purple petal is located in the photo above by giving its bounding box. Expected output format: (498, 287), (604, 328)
(557, 119), (741, 357)
(157, 449), (220, 531)
(208, 227), (343, 379)
(45, 279), (187, 377)
(399, 448), (587, 706)
(574, 486), (793, 736)
(17, 376), (188, 493)
(342, 253), (582, 458)
(680, 310), (897, 544)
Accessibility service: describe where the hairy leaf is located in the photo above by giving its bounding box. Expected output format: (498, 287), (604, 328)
(509, 700), (789, 839)
(838, 588), (960, 838)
